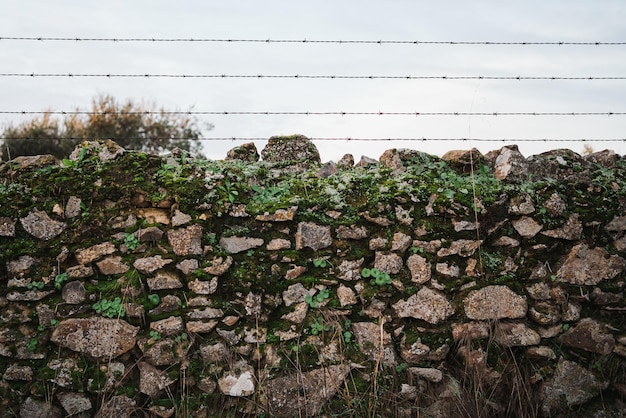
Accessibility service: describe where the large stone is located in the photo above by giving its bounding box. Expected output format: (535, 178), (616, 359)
(133, 255), (174, 274)
(51, 317), (139, 358)
(138, 361), (175, 398)
(265, 364), (351, 418)
(527, 149), (592, 183)
(20, 209), (66, 240)
(261, 134), (320, 171)
(225, 142), (259, 162)
(295, 222), (332, 250)
(541, 358), (608, 415)
(541, 213), (582, 240)
(406, 254), (431, 284)
(147, 271), (183, 291)
(374, 252), (403, 275)
(441, 148), (484, 172)
(19, 397), (63, 418)
(493, 322), (541, 347)
(393, 287), (454, 325)
(69, 140), (124, 162)
(96, 256), (130, 275)
(464, 285), (527, 320)
(556, 244), (626, 285)
(511, 216), (542, 238)
(56, 392), (92, 416)
(167, 225), (203, 256)
(558, 318), (615, 355)
(352, 321), (397, 366)
(485, 145), (529, 182)
(219, 236), (264, 254)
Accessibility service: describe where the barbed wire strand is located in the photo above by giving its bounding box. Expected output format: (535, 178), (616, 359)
(0, 111), (624, 117)
(1, 73), (625, 81)
(1, 37), (625, 46)
(1, 136), (624, 142)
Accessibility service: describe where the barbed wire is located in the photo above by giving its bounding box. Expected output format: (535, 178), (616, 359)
(2, 72), (625, 81)
(1, 136), (624, 142)
(1, 36), (624, 46)
(1, 110), (624, 117)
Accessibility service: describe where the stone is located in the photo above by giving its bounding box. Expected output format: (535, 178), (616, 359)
(133, 255), (174, 274)
(352, 321), (397, 366)
(255, 206), (298, 222)
(409, 367), (443, 383)
(540, 359), (608, 415)
(493, 322), (541, 347)
(147, 271), (183, 290)
(541, 213), (582, 240)
(7, 255), (38, 278)
(149, 294), (182, 316)
(486, 145), (529, 182)
(511, 216), (543, 238)
(19, 397), (63, 418)
(437, 239), (482, 257)
(264, 364), (351, 418)
(526, 346), (556, 361)
(392, 287), (454, 325)
(56, 392), (92, 415)
(0, 217), (16, 237)
(138, 208), (170, 225)
(606, 215), (626, 233)
(369, 237), (388, 250)
(69, 140), (124, 162)
(176, 259), (199, 275)
(167, 225), (203, 256)
(399, 336), (449, 364)
(527, 149), (592, 183)
(357, 155), (378, 167)
(391, 232), (413, 253)
(337, 285), (357, 307)
(543, 192), (566, 216)
(188, 278), (218, 295)
(493, 236), (520, 247)
(464, 285), (527, 320)
(205, 256), (233, 276)
(96, 256), (130, 275)
(316, 161), (338, 178)
(556, 244), (626, 285)
(285, 265), (307, 280)
(395, 206), (414, 226)
(558, 318), (615, 355)
(225, 142), (259, 162)
(94, 395), (136, 418)
(171, 209), (192, 226)
(186, 320), (219, 334)
(51, 317), (139, 358)
(360, 211), (392, 226)
(282, 283), (309, 306)
(295, 222), (332, 250)
(9, 154), (57, 170)
(508, 193), (535, 215)
(219, 236), (264, 254)
(219, 369), (255, 397)
(452, 219), (479, 232)
(267, 238), (291, 250)
(452, 322), (490, 342)
(374, 252), (403, 275)
(64, 196), (82, 218)
(108, 213), (138, 229)
(75, 241), (116, 265)
(199, 342), (229, 363)
(137, 337), (190, 366)
(3, 364), (33, 381)
(136, 226), (164, 242)
(336, 225), (369, 240)
(526, 282), (551, 300)
(406, 254), (431, 284)
(441, 148), (484, 172)
(138, 361), (175, 398)
(261, 134), (320, 171)
(336, 258), (364, 281)
(66, 264), (94, 278)
(337, 153), (354, 168)
(61, 281), (86, 304)
(150, 316), (185, 336)
(187, 308), (224, 320)
(379, 148), (436, 173)
(20, 209), (66, 240)
(436, 262), (460, 278)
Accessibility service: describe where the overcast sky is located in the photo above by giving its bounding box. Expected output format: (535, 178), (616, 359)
(1, 0), (625, 161)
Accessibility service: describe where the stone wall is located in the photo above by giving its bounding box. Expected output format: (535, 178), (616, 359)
(1, 137), (626, 417)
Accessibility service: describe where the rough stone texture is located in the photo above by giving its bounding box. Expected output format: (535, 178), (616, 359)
(265, 365), (351, 417)
(261, 134), (320, 171)
(256, 206), (298, 222)
(167, 225), (203, 256)
(352, 321), (397, 366)
(541, 359), (608, 415)
(295, 222), (332, 250)
(336, 258), (364, 281)
(556, 243), (626, 285)
(393, 287), (454, 324)
(437, 239), (482, 257)
(541, 213), (583, 240)
(218, 369), (255, 397)
(493, 322), (541, 347)
(96, 256), (130, 275)
(374, 251), (403, 275)
(508, 193), (535, 215)
(147, 271), (183, 290)
(409, 367), (443, 383)
(69, 140), (124, 162)
(558, 317), (616, 355)
(225, 142), (259, 162)
(133, 255), (174, 274)
(464, 285), (527, 320)
(205, 255), (233, 276)
(406, 254), (431, 284)
(51, 317), (139, 358)
(19, 397), (63, 418)
(219, 236), (264, 254)
(20, 209), (66, 240)
(138, 361), (175, 398)
(56, 392), (92, 416)
(0, 216), (16, 237)
(485, 145), (529, 182)
(76, 241), (117, 265)
(512, 216), (543, 238)
(441, 148), (484, 172)
(336, 225), (369, 240)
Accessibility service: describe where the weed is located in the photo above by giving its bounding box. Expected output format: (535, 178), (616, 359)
(27, 281), (44, 291)
(310, 317), (330, 336)
(313, 258), (333, 268)
(123, 233), (140, 251)
(93, 297), (125, 318)
(149, 330), (162, 341)
(218, 178), (239, 203)
(54, 272), (69, 290)
(147, 294), (161, 306)
(26, 338), (38, 352)
(305, 288), (331, 308)
(361, 268), (392, 286)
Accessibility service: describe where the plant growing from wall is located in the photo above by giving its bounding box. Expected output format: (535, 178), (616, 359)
(305, 288), (330, 308)
(93, 297), (126, 318)
(361, 268), (392, 286)
(54, 272), (69, 290)
(310, 317), (330, 336)
(124, 233), (140, 251)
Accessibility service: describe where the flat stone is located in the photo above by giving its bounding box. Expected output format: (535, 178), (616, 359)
(559, 318), (615, 355)
(51, 317), (139, 358)
(541, 213), (582, 240)
(556, 244), (626, 285)
(136, 226), (164, 242)
(374, 252), (403, 275)
(171, 209), (192, 226)
(67, 264), (94, 278)
(352, 321), (397, 366)
(137, 337), (190, 366)
(61, 281), (86, 304)
(282, 301), (309, 324)
(186, 320), (219, 334)
(219, 236), (264, 254)
(75, 242), (116, 265)
(452, 219), (479, 232)
(204, 256), (233, 276)
(336, 258), (364, 281)
(391, 232), (413, 253)
(493, 322), (541, 347)
(3, 364), (33, 381)
(137, 208), (170, 225)
(406, 254), (431, 284)
(167, 225), (203, 256)
(512, 216), (543, 238)
(526, 346), (556, 361)
(147, 271), (183, 291)
(295, 222), (332, 250)
(464, 285), (527, 320)
(64, 196), (82, 219)
(540, 358), (608, 415)
(188, 278), (218, 294)
(336, 225), (369, 240)
(282, 283), (309, 307)
(392, 287), (454, 325)
(20, 397), (63, 418)
(452, 322), (490, 342)
(6, 255), (38, 278)
(57, 392), (92, 415)
(133, 255), (174, 274)
(0, 217), (16, 237)
(96, 256), (130, 275)
(150, 316), (185, 336)
(337, 285), (357, 307)
(437, 239), (482, 257)
(187, 308), (224, 320)
(20, 209), (66, 240)
(508, 193), (535, 215)
(255, 206), (298, 222)
(409, 367), (443, 383)
(267, 238), (291, 250)
(176, 259), (199, 275)
(138, 361), (175, 398)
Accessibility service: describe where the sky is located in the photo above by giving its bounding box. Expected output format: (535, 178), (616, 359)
(1, 0), (625, 161)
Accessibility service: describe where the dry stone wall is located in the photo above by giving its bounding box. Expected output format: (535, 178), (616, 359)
(1, 137), (626, 417)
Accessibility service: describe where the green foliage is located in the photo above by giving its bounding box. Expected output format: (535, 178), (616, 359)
(26, 338), (38, 352)
(218, 178), (239, 203)
(124, 233), (140, 251)
(310, 317), (330, 336)
(361, 267), (392, 286)
(149, 330), (162, 341)
(147, 294), (161, 306)
(27, 281), (44, 291)
(174, 333), (188, 344)
(312, 258), (332, 268)
(93, 297), (125, 318)
(1, 94), (209, 160)
(304, 288), (331, 308)
(54, 272), (69, 290)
